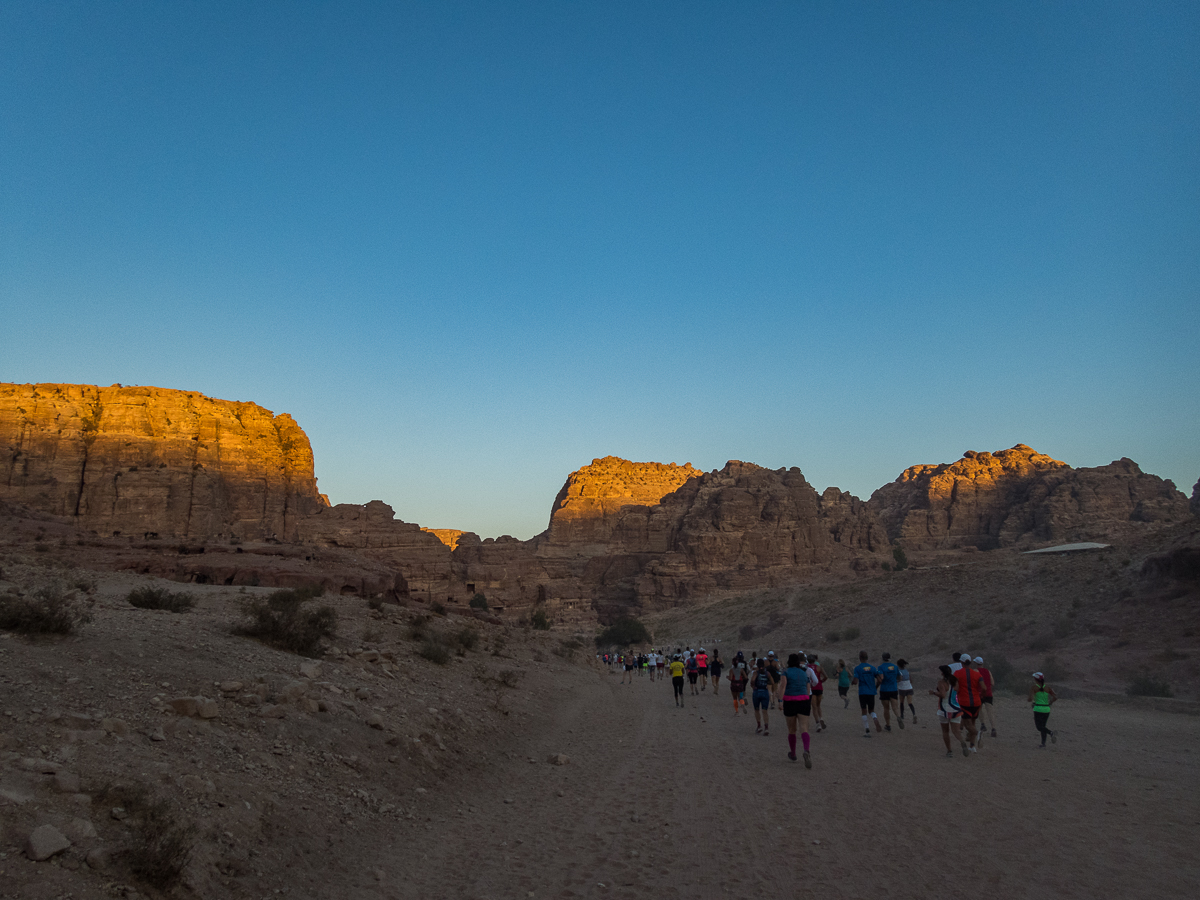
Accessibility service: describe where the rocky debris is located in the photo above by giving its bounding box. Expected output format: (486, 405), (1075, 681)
(868, 445), (1193, 551)
(61, 817), (97, 842)
(0, 382), (326, 540)
(167, 696), (219, 719)
(25, 823), (71, 860)
(86, 847), (110, 870)
(101, 717), (130, 736)
(299, 661), (323, 679)
(546, 753), (570, 765)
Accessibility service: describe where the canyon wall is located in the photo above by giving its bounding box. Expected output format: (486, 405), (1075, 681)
(0, 383), (325, 540)
(453, 458), (891, 621)
(868, 444), (1193, 550)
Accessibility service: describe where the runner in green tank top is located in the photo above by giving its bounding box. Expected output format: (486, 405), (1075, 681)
(1028, 671), (1057, 748)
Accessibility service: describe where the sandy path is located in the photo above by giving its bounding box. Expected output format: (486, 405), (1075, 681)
(395, 667), (1200, 900)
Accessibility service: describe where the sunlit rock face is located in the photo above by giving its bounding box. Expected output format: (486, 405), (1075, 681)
(421, 528), (467, 551)
(0, 383), (325, 539)
(454, 457), (891, 622)
(868, 444), (1191, 550)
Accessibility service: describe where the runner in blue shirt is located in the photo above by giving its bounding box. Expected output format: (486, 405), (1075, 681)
(851, 650), (882, 736)
(877, 652), (902, 732)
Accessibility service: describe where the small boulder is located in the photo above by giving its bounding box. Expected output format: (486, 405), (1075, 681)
(101, 718), (130, 736)
(258, 705), (287, 719)
(280, 681), (307, 702)
(168, 697), (200, 717)
(299, 661), (323, 679)
(86, 846), (110, 870)
(61, 817), (97, 842)
(300, 698), (321, 714)
(546, 754), (570, 766)
(25, 824), (71, 861)
(218, 680), (243, 693)
(196, 699), (219, 719)
(365, 714), (384, 730)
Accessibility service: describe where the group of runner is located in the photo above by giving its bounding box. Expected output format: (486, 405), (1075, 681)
(602, 645), (1060, 763)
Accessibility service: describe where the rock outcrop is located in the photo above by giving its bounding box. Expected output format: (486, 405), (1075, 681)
(453, 458), (891, 621)
(1192, 478), (1199, 518)
(868, 444), (1192, 550)
(0, 383), (325, 540)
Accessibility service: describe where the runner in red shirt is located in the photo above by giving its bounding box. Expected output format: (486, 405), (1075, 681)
(952, 657), (984, 754)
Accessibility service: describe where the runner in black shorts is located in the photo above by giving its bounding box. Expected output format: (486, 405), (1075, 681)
(779, 653), (815, 768)
(709, 649), (723, 696)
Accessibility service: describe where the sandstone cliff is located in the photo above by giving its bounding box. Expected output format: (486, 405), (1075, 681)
(868, 444), (1192, 550)
(453, 458), (891, 621)
(1192, 478), (1199, 518)
(0, 383), (325, 540)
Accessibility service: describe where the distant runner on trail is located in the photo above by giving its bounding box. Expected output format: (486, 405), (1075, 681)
(1029, 671), (1057, 748)
(750, 658), (773, 736)
(877, 652), (902, 731)
(728, 652), (749, 715)
(709, 649), (723, 696)
(697, 647), (710, 691)
(897, 658), (916, 724)
(852, 651), (882, 736)
(669, 654), (687, 707)
(779, 652), (815, 768)
(808, 653), (828, 731)
(621, 654), (635, 685)
(975, 656), (996, 737)
(836, 660), (851, 708)
(686, 651), (700, 695)
(931, 664), (965, 757)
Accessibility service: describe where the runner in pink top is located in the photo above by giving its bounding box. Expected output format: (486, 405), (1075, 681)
(697, 649), (710, 691)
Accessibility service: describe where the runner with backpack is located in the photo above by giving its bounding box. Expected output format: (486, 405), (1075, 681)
(952, 656), (985, 753)
(697, 647), (710, 691)
(896, 658), (916, 724)
(836, 660), (851, 708)
(728, 652), (749, 715)
(1029, 671), (1057, 748)
(685, 651), (700, 695)
(852, 651), (882, 737)
(877, 652), (902, 731)
(808, 653), (828, 731)
(779, 652), (815, 768)
(930, 664), (966, 757)
(750, 658), (773, 736)
(709, 649), (723, 696)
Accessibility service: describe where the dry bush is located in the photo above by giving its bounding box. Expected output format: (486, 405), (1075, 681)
(95, 784), (197, 889)
(127, 586), (195, 612)
(237, 587), (336, 656)
(419, 636), (450, 664)
(0, 582), (91, 635)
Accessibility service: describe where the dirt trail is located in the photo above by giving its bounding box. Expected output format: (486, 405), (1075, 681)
(396, 666), (1200, 900)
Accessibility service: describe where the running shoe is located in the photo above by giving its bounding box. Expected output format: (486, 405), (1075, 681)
(803, 752), (812, 769)
(898, 718), (905, 730)
(976, 732), (984, 750)
(971, 746), (977, 754)
(991, 728), (997, 738)
(884, 725), (892, 732)
(756, 724), (762, 734)
(788, 751), (797, 761)
(863, 730), (871, 738)
(1050, 732), (1057, 744)
(763, 730), (769, 737)
(961, 741), (969, 757)
(912, 715), (917, 724)
(946, 751), (954, 758)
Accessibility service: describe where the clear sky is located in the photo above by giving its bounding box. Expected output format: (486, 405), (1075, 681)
(2, 1), (1197, 539)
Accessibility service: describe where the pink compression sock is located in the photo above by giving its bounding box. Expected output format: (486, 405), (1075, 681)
(802, 732), (810, 752)
(788, 734), (796, 753)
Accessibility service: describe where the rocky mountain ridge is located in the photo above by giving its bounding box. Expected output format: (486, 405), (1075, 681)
(2, 382), (1195, 623)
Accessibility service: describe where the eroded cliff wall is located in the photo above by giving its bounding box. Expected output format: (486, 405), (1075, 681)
(0, 383), (325, 539)
(868, 444), (1192, 550)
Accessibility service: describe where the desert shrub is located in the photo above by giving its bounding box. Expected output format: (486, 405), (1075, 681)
(498, 668), (523, 688)
(824, 630), (841, 643)
(73, 576), (96, 592)
(469, 592), (489, 610)
(237, 589), (337, 656)
(420, 636), (451, 664)
(453, 625), (479, 651)
(843, 626), (861, 641)
(594, 617), (651, 648)
(1127, 675), (1173, 697)
(430, 600), (446, 616)
(0, 583), (91, 635)
(127, 587), (195, 613)
(531, 607), (550, 630)
(95, 784), (196, 890)
(554, 635), (586, 659)
(881, 562), (891, 572)
(892, 547), (908, 571)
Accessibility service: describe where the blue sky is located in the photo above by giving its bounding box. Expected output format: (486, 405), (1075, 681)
(2, 1), (1197, 538)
